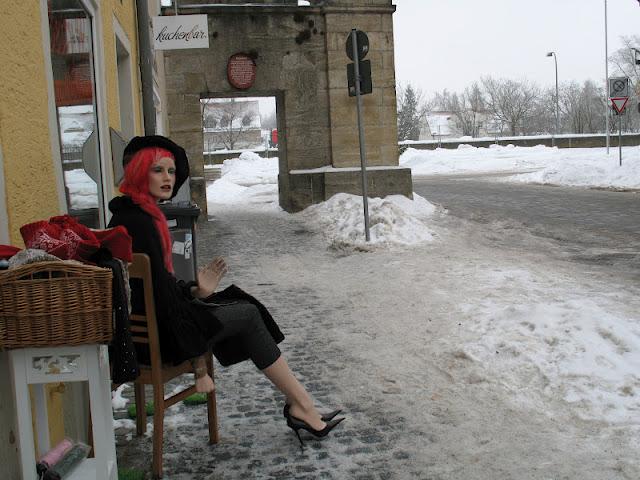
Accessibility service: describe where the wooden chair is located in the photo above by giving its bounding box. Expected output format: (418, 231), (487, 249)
(128, 253), (219, 479)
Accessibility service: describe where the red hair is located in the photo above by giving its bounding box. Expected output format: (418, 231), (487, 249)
(120, 147), (175, 273)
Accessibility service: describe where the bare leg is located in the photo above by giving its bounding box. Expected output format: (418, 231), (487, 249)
(262, 356), (326, 430)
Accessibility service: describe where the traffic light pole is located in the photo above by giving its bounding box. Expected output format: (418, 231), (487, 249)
(351, 29), (371, 242)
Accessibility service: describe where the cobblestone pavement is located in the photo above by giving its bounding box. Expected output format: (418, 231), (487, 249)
(115, 209), (416, 480)
(115, 203), (640, 480)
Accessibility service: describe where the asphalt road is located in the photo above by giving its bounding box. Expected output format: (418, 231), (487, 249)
(413, 174), (640, 275)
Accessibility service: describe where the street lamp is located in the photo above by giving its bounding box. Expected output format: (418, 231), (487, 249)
(546, 51), (559, 147)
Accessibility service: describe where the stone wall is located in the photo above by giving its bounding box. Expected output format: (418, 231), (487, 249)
(164, 5), (331, 213)
(164, 0), (411, 212)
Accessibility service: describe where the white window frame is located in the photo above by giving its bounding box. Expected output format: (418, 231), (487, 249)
(40, 0), (114, 227)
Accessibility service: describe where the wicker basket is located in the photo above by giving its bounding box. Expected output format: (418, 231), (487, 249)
(0, 261), (113, 350)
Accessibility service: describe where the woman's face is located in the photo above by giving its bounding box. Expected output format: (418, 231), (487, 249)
(148, 155), (176, 201)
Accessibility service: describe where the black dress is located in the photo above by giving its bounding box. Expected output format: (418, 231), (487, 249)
(108, 196), (284, 367)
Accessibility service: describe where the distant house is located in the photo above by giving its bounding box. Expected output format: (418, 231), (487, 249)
(423, 112), (456, 139)
(422, 110), (504, 140)
(202, 98), (262, 151)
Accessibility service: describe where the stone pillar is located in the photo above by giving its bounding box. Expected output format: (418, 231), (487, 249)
(286, 0), (412, 211)
(324, 2), (399, 168)
(164, 52), (208, 216)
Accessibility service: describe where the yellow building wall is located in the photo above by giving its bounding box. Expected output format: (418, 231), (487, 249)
(0, 2), (61, 246)
(0, 1), (143, 245)
(0, 0), (144, 457)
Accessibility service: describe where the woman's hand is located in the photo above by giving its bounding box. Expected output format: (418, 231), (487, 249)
(193, 256), (227, 298)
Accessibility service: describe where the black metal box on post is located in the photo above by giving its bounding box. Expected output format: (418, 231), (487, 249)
(159, 202), (201, 282)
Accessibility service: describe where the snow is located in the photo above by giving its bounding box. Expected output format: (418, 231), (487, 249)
(64, 169), (98, 209)
(399, 132), (640, 146)
(299, 193), (438, 250)
(111, 384), (130, 410)
(204, 148), (640, 428)
(206, 152), (280, 210)
(460, 267), (640, 423)
(400, 144), (640, 189)
(206, 152), (440, 249)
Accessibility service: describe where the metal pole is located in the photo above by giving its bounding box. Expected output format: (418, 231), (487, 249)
(605, 0), (610, 153)
(136, 0), (156, 135)
(619, 113), (622, 166)
(351, 29), (371, 242)
(554, 53), (559, 145)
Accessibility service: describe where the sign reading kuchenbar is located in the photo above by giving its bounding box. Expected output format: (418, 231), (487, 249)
(152, 15), (209, 50)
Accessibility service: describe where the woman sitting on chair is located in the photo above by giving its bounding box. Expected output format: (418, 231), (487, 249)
(108, 135), (343, 446)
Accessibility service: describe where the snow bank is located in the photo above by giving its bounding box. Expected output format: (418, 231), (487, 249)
(401, 144), (640, 189)
(298, 192), (438, 250)
(207, 152), (441, 249)
(206, 152), (280, 210)
(509, 149), (640, 189)
(220, 151), (279, 186)
(400, 144), (553, 175)
(461, 267), (640, 424)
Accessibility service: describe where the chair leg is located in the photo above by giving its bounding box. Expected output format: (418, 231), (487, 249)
(134, 382), (146, 436)
(205, 354), (219, 444)
(152, 384), (165, 479)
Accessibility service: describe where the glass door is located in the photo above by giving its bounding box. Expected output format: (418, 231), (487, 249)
(48, 0), (104, 228)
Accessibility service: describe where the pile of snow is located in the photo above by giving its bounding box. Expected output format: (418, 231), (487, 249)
(64, 169), (98, 209)
(401, 144), (640, 189)
(297, 193), (438, 250)
(220, 151), (278, 186)
(206, 152), (441, 249)
(509, 149), (640, 189)
(206, 152), (279, 210)
(400, 144), (552, 175)
(461, 267), (640, 424)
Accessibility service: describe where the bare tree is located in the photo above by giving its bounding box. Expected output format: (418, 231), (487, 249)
(202, 98), (257, 150)
(610, 35), (640, 93)
(555, 80), (607, 134)
(481, 76), (540, 135)
(609, 35), (640, 131)
(433, 83), (485, 137)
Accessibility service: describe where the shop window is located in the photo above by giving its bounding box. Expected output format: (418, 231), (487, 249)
(48, 0), (104, 228)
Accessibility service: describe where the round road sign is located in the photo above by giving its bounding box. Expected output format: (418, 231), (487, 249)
(346, 30), (369, 61)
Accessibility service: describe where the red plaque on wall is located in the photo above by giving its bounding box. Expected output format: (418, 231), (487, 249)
(227, 53), (256, 90)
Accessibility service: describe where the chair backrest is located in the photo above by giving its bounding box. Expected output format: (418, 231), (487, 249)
(128, 253), (164, 369)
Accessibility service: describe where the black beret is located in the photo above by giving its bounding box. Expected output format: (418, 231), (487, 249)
(123, 135), (189, 198)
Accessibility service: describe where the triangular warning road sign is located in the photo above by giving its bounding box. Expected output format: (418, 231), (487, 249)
(611, 97), (628, 114)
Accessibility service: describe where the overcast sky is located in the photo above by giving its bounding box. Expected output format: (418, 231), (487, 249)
(392, 0), (639, 96)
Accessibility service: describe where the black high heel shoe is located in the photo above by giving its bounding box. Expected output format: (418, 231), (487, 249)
(283, 403), (342, 422)
(284, 407), (345, 449)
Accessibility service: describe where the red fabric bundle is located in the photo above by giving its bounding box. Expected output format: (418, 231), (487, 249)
(20, 214), (132, 263)
(0, 245), (21, 259)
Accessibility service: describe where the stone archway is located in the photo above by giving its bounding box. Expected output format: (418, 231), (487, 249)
(163, 0), (412, 215)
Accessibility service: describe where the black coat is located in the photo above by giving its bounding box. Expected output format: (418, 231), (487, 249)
(108, 196), (283, 366)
